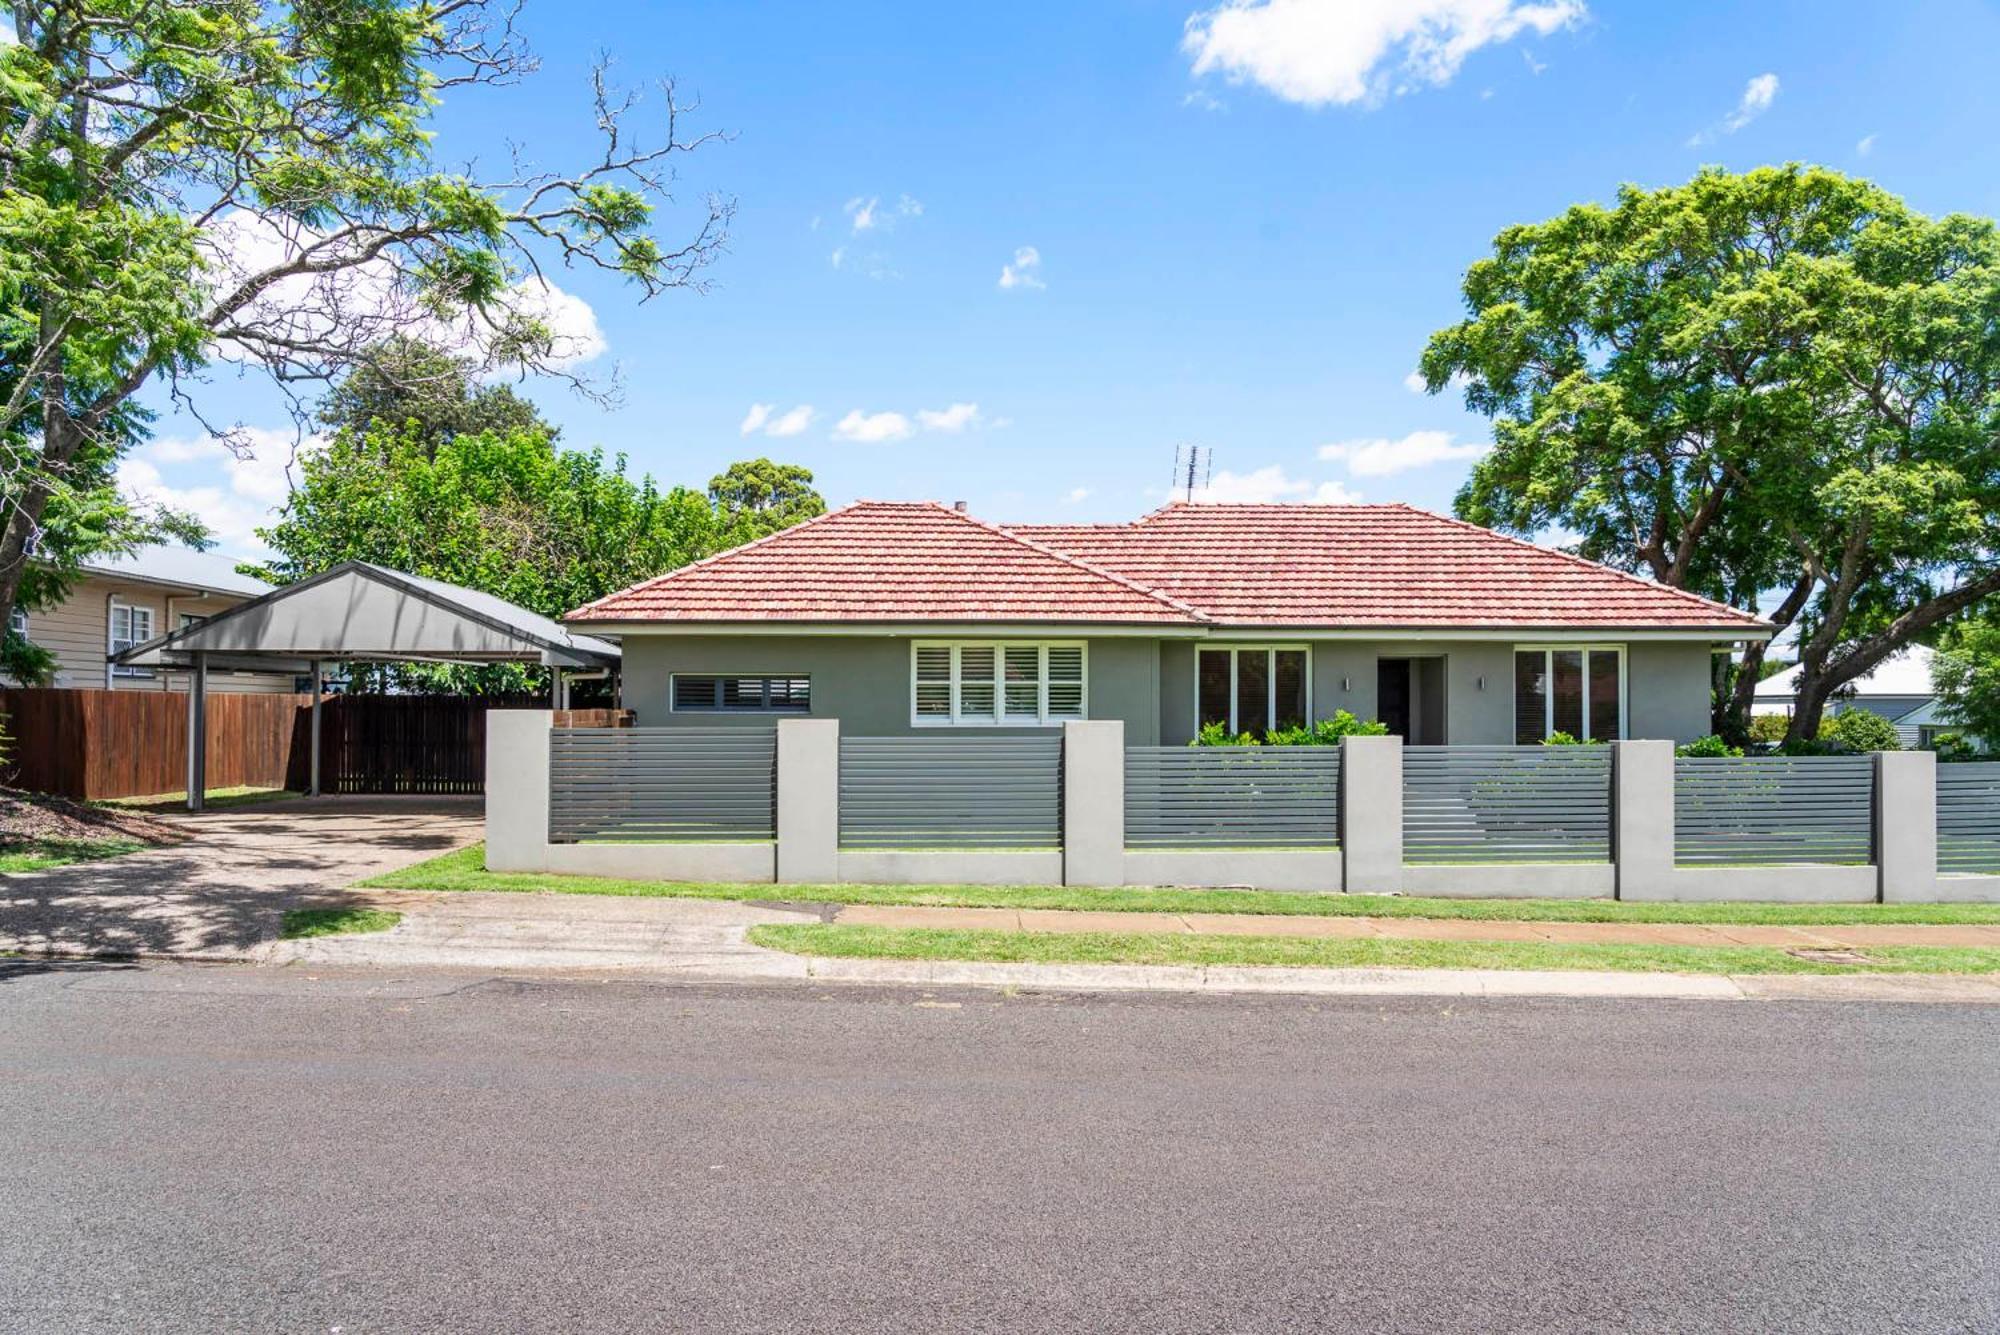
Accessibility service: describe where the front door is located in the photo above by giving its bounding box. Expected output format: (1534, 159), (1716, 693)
(1377, 659), (1411, 741)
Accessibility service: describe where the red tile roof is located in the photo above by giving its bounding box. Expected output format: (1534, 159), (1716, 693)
(568, 499), (1767, 632)
(1008, 503), (1765, 630)
(566, 501), (1208, 624)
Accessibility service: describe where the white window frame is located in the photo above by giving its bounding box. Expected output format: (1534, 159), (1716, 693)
(108, 601), (155, 678)
(1513, 644), (1627, 742)
(910, 640), (1087, 727)
(6, 606), (25, 637)
(669, 673), (812, 714)
(1195, 644), (1313, 735)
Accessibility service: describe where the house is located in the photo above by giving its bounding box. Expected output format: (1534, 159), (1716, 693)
(1753, 645), (1945, 748)
(564, 501), (1769, 745)
(7, 545), (298, 694)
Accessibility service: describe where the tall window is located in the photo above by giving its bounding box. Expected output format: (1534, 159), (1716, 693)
(912, 641), (1085, 726)
(109, 603), (155, 678)
(1198, 646), (1308, 735)
(1514, 646), (1622, 743)
(6, 607), (24, 637)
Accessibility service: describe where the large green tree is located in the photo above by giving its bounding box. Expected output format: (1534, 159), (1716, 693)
(0, 0), (729, 637)
(1422, 166), (2000, 740)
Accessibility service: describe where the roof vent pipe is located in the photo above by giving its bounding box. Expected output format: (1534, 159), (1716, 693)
(953, 500), (968, 513)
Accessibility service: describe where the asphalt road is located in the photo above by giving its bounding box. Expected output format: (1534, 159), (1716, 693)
(2, 961), (1996, 1334)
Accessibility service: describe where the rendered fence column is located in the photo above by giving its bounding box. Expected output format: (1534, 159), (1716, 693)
(778, 718), (840, 884)
(1063, 719), (1124, 887)
(485, 710), (553, 873)
(1613, 740), (1676, 900)
(1341, 734), (1403, 893)
(1876, 748), (1937, 903)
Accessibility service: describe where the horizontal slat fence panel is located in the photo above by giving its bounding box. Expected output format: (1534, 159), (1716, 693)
(1403, 746), (1611, 864)
(1937, 762), (2000, 875)
(550, 727), (775, 842)
(840, 735), (1061, 849)
(1674, 755), (1874, 866)
(1125, 747), (1341, 849)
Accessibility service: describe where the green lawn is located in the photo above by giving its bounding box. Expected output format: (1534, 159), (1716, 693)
(747, 924), (2000, 977)
(364, 843), (2000, 927)
(280, 907), (404, 940)
(98, 787), (299, 813)
(0, 837), (147, 873)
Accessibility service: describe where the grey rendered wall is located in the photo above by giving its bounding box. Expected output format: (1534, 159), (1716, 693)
(620, 633), (1161, 743)
(1625, 642), (1714, 743)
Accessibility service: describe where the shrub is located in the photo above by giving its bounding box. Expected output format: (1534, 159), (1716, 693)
(1820, 709), (1902, 753)
(1747, 713), (1790, 745)
(1192, 710), (1388, 747)
(1192, 721), (1259, 747)
(1928, 731), (1980, 762)
(1676, 734), (1744, 757)
(1541, 731), (1606, 746)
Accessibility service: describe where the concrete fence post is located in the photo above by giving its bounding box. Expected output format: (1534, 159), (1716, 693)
(1341, 734), (1403, 894)
(1613, 740), (1676, 900)
(1876, 748), (1937, 903)
(485, 709), (553, 873)
(777, 718), (840, 885)
(1063, 719), (1125, 886)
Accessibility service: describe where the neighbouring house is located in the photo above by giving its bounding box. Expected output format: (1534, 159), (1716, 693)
(1753, 645), (1952, 748)
(564, 501), (1770, 745)
(6, 545), (298, 694)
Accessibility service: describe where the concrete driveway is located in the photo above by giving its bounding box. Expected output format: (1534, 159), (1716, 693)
(0, 796), (482, 960)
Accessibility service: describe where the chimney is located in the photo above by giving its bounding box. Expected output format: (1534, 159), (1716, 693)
(953, 500), (968, 513)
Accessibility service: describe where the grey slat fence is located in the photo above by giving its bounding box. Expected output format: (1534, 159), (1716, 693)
(1674, 755), (1874, 866)
(1937, 761), (2000, 875)
(1124, 746), (1341, 849)
(549, 726), (776, 843)
(1403, 746), (1612, 864)
(839, 735), (1062, 849)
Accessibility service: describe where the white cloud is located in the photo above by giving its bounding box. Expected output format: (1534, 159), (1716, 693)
(846, 197), (879, 232)
(844, 194), (922, 234)
(1856, 132), (1877, 157)
(1318, 430), (1488, 477)
(829, 246), (846, 269)
(116, 427), (321, 556)
(766, 404), (815, 437)
(0, 16), (15, 44)
(998, 246), (1045, 291)
(1403, 370), (1429, 394)
(832, 410), (915, 444)
(739, 404), (774, 436)
(917, 402), (981, 432)
(1182, 0), (1587, 109)
(1194, 465), (1362, 504)
(1689, 72), (1779, 145)
(1063, 487), (1093, 504)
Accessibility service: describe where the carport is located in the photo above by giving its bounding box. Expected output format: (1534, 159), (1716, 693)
(111, 561), (620, 810)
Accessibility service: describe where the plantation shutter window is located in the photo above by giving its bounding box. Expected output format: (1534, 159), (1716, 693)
(911, 641), (1088, 726)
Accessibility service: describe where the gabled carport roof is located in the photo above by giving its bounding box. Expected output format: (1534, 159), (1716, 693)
(111, 561), (621, 671)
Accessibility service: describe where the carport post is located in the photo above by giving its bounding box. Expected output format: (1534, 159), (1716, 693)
(185, 651), (208, 813)
(308, 659), (323, 798)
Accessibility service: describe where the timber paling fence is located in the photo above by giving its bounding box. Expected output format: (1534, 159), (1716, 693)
(838, 734), (1063, 850)
(1403, 745), (1611, 864)
(1124, 745), (1342, 848)
(1937, 762), (2000, 875)
(549, 726), (776, 843)
(1673, 754), (1876, 866)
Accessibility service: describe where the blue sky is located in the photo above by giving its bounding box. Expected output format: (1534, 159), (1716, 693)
(126, 0), (2000, 560)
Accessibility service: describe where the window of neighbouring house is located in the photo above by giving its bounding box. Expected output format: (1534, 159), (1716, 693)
(671, 675), (811, 712)
(912, 641), (1086, 726)
(1514, 646), (1623, 743)
(109, 602), (155, 677)
(1197, 646), (1309, 735)
(6, 606), (24, 637)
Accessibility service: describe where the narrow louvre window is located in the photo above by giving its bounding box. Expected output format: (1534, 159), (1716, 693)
(1003, 646), (1041, 720)
(1275, 650), (1307, 730)
(1514, 651), (1547, 744)
(673, 676), (719, 710)
(1552, 650), (1585, 738)
(915, 646), (952, 718)
(1198, 650), (1231, 729)
(764, 678), (811, 710)
(1236, 649), (1270, 736)
(674, 675), (809, 712)
(958, 646), (997, 720)
(1046, 646), (1084, 718)
(1587, 652), (1620, 741)
(720, 677), (762, 709)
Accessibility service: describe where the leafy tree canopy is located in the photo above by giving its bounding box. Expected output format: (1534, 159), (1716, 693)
(317, 337), (550, 451)
(707, 458), (827, 539)
(1932, 618), (2000, 749)
(1423, 165), (2000, 741)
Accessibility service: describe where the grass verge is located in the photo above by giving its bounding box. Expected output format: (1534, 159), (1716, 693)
(0, 837), (147, 873)
(747, 924), (2000, 977)
(280, 907), (403, 940)
(364, 844), (2000, 927)
(99, 787), (298, 813)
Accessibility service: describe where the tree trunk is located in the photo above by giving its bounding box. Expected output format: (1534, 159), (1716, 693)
(0, 473), (56, 628)
(1718, 637), (1774, 739)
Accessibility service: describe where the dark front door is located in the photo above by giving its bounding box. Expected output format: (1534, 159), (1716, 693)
(1377, 658), (1412, 741)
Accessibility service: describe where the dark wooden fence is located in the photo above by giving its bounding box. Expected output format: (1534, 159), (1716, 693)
(1, 688), (618, 801)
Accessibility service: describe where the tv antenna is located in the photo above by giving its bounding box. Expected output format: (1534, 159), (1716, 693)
(1172, 445), (1212, 502)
